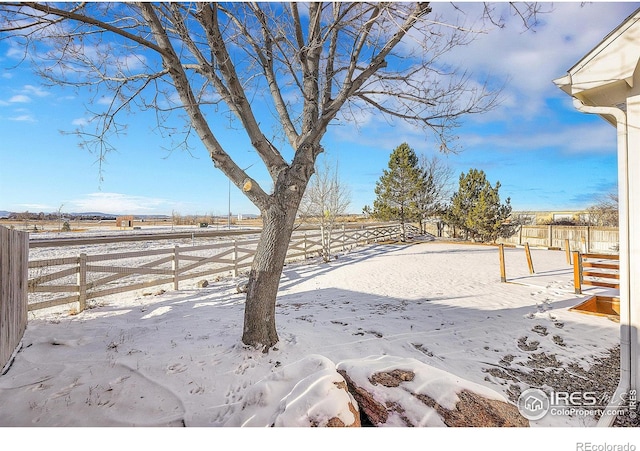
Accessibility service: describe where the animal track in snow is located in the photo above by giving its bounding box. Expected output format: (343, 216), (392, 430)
(166, 363), (188, 374)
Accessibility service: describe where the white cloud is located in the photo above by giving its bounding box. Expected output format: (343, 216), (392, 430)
(18, 203), (55, 211)
(72, 118), (89, 126)
(5, 44), (24, 59)
(328, 3), (638, 156)
(9, 114), (36, 122)
(9, 94), (30, 103)
(97, 96), (114, 106)
(457, 121), (617, 155)
(69, 192), (173, 215)
(430, 3), (640, 119)
(22, 84), (49, 98)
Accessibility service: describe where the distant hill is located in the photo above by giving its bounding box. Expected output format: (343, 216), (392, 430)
(0, 211), (171, 220)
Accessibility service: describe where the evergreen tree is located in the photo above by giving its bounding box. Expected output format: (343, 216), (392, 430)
(373, 143), (424, 240)
(445, 169), (513, 242)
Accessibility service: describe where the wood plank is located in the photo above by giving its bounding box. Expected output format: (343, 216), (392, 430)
(32, 285), (79, 293)
(87, 247), (173, 262)
(29, 256), (78, 268)
(498, 244), (506, 282)
(178, 253), (232, 274)
(583, 280), (620, 289)
(582, 271), (619, 279)
(236, 251), (256, 264)
(582, 253), (619, 260)
(286, 251), (306, 261)
(525, 243), (535, 274)
(177, 266), (232, 282)
(583, 262), (619, 270)
(28, 266), (78, 288)
(86, 255), (174, 290)
(87, 277), (175, 299)
(86, 265), (173, 276)
(573, 251), (582, 294)
(28, 295), (80, 311)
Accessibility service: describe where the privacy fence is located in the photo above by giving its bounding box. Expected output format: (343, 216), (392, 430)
(497, 225), (619, 253)
(1, 226), (29, 373)
(27, 224), (406, 313)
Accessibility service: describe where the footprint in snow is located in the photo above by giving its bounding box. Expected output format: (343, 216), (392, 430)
(167, 363), (188, 374)
(532, 325), (548, 336)
(517, 336), (540, 352)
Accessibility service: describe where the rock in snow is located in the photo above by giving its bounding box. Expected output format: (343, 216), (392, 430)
(197, 279), (209, 288)
(224, 354), (526, 427)
(337, 355), (528, 427)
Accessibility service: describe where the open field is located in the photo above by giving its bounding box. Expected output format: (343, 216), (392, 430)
(0, 214), (370, 235)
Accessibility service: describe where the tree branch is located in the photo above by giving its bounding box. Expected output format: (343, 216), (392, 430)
(137, 2), (271, 210)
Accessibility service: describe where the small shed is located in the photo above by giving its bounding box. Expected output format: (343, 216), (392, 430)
(116, 215), (135, 228)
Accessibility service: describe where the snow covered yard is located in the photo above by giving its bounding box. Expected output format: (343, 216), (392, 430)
(0, 240), (630, 441)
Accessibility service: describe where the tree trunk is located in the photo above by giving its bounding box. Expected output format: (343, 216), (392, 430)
(320, 222), (330, 262)
(242, 201), (298, 350)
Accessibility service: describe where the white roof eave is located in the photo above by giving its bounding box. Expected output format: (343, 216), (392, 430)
(554, 7), (640, 99)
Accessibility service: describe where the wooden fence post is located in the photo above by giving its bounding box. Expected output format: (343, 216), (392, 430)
(499, 244), (507, 283)
(233, 240), (239, 277)
(303, 233), (308, 260)
(524, 243), (535, 274)
(565, 239), (571, 265)
(518, 227), (523, 246)
(341, 224), (346, 252)
(573, 251), (582, 294)
(77, 253), (87, 312)
(173, 245), (180, 290)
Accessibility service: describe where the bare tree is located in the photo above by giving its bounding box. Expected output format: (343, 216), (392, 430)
(587, 190), (619, 227)
(299, 157), (351, 262)
(415, 154), (453, 235)
(57, 203), (65, 232)
(0, 2), (539, 350)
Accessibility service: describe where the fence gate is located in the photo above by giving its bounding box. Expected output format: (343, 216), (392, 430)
(0, 226), (29, 373)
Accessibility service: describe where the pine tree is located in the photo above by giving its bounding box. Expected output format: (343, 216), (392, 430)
(373, 143), (424, 240)
(445, 169), (512, 242)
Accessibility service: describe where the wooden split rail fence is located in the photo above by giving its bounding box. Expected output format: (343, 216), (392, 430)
(27, 224), (409, 313)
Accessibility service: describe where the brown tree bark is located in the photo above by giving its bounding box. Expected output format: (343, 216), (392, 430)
(242, 196), (299, 349)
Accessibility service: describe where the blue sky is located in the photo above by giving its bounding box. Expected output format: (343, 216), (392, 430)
(0, 2), (638, 217)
